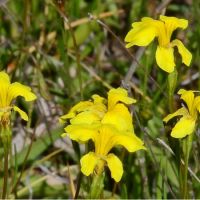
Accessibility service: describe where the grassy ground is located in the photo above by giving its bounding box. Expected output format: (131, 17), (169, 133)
(0, 0), (200, 199)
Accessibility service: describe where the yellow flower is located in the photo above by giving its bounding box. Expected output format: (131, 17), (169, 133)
(60, 88), (136, 127)
(66, 124), (145, 182)
(125, 15), (192, 73)
(61, 87), (145, 182)
(0, 71), (37, 123)
(163, 89), (200, 138)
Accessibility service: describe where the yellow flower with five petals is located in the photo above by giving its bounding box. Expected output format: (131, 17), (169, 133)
(125, 15), (192, 73)
(163, 89), (200, 138)
(0, 71), (37, 125)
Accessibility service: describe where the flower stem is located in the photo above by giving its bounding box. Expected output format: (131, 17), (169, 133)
(2, 147), (9, 199)
(1, 128), (11, 199)
(180, 133), (193, 199)
(167, 69), (178, 113)
(89, 172), (105, 199)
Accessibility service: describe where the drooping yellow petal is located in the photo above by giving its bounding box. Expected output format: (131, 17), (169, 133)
(0, 71), (10, 107)
(107, 87), (136, 110)
(102, 103), (133, 132)
(178, 89), (194, 115)
(7, 82), (36, 105)
(113, 132), (146, 152)
(106, 153), (123, 182)
(159, 15), (188, 39)
(170, 116), (195, 138)
(155, 46), (175, 73)
(63, 124), (99, 142)
(171, 39), (192, 66)
(163, 107), (189, 123)
(80, 152), (98, 176)
(125, 17), (159, 48)
(13, 106), (28, 121)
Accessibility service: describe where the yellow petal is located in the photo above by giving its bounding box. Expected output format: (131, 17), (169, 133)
(106, 153), (123, 182)
(13, 106), (28, 121)
(160, 15), (188, 40)
(163, 107), (189, 123)
(177, 89), (194, 114)
(63, 124), (98, 142)
(125, 17), (158, 47)
(61, 101), (94, 121)
(156, 46), (175, 73)
(8, 82), (36, 105)
(92, 94), (106, 104)
(93, 124), (145, 156)
(113, 131), (146, 152)
(102, 104), (133, 132)
(194, 96), (200, 113)
(170, 116), (195, 138)
(108, 87), (136, 110)
(171, 39), (192, 66)
(0, 71), (10, 107)
(70, 111), (101, 125)
(80, 152), (98, 176)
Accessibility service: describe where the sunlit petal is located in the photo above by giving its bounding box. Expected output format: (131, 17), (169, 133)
(13, 106), (28, 121)
(106, 153), (123, 182)
(92, 94), (106, 104)
(70, 111), (101, 125)
(194, 96), (200, 113)
(113, 132), (146, 152)
(160, 15), (188, 39)
(80, 152), (98, 176)
(8, 82), (36, 105)
(171, 116), (195, 138)
(102, 104), (133, 132)
(63, 124), (99, 142)
(171, 39), (192, 66)
(177, 89), (194, 114)
(156, 46), (175, 73)
(125, 17), (158, 47)
(0, 71), (10, 107)
(108, 87), (136, 110)
(163, 107), (189, 123)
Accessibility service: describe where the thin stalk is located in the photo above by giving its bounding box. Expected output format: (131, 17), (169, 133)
(89, 172), (105, 199)
(167, 69), (178, 113)
(180, 133), (193, 199)
(2, 147), (9, 199)
(0, 127), (11, 199)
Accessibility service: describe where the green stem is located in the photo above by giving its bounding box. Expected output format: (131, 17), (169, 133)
(180, 133), (193, 199)
(167, 69), (178, 113)
(89, 172), (105, 199)
(2, 148), (9, 199)
(1, 128), (11, 199)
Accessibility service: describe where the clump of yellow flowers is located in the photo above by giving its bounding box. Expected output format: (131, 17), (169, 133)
(125, 15), (192, 73)
(60, 88), (145, 184)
